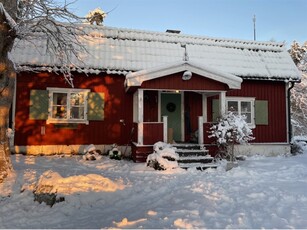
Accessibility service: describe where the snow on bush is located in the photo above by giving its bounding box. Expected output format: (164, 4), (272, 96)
(209, 111), (254, 161)
(146, 142), (179, 170)
(291, 136), (307, 154)
(83, 144), (102, 161)
(108, 144), (122, 160)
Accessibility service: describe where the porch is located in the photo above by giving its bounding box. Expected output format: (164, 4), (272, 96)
(130, 90), (225, 162)
(131, 121), (219, 163)
(125, 61), (242, 162)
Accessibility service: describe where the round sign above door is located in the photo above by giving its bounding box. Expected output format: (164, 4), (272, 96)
(166, 102), (176, 112)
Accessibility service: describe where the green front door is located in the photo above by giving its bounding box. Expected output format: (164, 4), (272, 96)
(161, 93), (182, 142)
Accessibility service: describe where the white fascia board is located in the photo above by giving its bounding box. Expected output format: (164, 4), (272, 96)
(187, 61), (242, 89)
(125, 61), (242, 89)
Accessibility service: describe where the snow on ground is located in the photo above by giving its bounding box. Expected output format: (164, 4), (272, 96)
(1, 152), (307, 229)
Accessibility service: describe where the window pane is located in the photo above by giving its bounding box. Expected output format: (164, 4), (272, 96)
(242, 113), (251, 123)
(52, 105), (67, 119)
(71, 107), (84, 119)
(71, 93), (85, 106)
(70, 93), (85, 119)
(53, 93), (67, 105)
(52, 93), (67, 119)
(228, 101), (238, 113)
(241, 101), (251, 112)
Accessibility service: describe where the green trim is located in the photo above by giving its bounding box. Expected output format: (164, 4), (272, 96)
(29, 90), (49, 120)
(88, 92), (105, 120)
(212, 99), (220, 122)
(255, 100), (268, 125)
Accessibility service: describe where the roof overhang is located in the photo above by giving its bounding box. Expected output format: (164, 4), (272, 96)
(125, 61), (242, 91)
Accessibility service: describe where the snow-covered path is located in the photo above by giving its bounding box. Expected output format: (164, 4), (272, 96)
(1, 153), (307, 229)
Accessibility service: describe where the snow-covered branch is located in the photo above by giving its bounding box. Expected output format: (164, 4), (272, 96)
(13, 0), (87, 86)
(0, 3), (17, 29)
(289, 41), (307, 135)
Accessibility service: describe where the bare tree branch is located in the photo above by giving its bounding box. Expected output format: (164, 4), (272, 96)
(13, 0), (89, 86)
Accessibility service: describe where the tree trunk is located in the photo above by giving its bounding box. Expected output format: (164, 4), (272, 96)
(0, 0), (17, 183)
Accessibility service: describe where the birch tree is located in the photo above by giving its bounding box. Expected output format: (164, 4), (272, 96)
(289, 41), (307, 136)
(0, 0), (85, 183)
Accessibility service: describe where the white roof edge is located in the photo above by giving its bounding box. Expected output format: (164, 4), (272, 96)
(125, 61), (242, 89)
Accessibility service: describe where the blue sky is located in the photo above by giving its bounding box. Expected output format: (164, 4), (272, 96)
(66, 0), (306, 46)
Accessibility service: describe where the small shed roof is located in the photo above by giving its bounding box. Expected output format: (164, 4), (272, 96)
(11, 24), (301, 81)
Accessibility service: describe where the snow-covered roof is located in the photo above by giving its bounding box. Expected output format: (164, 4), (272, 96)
(11, 24), (301, 81)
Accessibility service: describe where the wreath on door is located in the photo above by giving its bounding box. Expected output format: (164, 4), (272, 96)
(166, 102), (176, 112)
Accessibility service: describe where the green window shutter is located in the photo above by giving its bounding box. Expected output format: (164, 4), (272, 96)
(29, 90), (49, 120)
(212, 99), (220, 122)
(88, 92), (105, 121)
(255, 100), (268, 125)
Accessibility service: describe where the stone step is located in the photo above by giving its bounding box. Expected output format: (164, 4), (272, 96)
(175, 149), (209, 157)
(172, 144), (204, 150)
(172, 143), (216, 170)
(178, 162), (218, 170)
(178, 155), (213, 164)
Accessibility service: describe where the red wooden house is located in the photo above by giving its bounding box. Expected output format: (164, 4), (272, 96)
(11, 25), (301, 161)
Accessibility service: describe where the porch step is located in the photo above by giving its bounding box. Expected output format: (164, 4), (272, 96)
(172, 144), (217, 170)
(179, 162), (218, 170)
(178, 155), (213, 164)
(175, 149), (209, 157)
(172, 144), (204, 150)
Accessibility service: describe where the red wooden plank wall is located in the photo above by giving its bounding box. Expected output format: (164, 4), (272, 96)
(14, 72), (134, 146)
(207, 80), (288, 143)
(142, 72), (229, 91)
(143, 123), (163, 145)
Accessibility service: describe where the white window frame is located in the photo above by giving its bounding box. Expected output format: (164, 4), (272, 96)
(226, 97), (255, 128)
(47, 87), (90, 124)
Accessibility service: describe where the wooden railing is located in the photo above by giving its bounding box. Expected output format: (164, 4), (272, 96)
(143, 122), (164, 145)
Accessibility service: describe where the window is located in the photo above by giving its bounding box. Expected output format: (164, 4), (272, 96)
(47, 88), (90, 124)
(226, 97), (255, 127)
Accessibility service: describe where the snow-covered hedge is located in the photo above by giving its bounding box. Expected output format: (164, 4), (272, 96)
(146, 142), (179, 170)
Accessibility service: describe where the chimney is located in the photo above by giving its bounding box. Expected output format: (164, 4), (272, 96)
(166, 29), (181, 34)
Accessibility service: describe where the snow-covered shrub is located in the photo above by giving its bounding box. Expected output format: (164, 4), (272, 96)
(83, 144), (102, 161)
(108, 144), (122, 160)
(209, 111), (254, 161)
(146, 142), (179, 170)
(291, 136), (307, 155)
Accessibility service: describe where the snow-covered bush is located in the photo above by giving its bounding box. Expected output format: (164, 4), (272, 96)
(146, 142), (179, 170)
(108, 144), (122, 160)
(209, 111), (254, 161)
(291, 136), (307, 155)
(83, 144), (102, 161)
